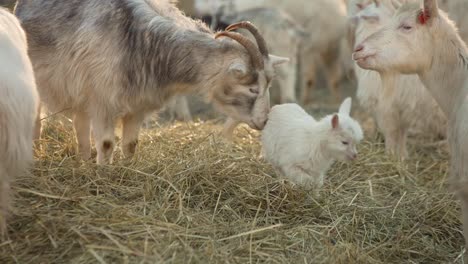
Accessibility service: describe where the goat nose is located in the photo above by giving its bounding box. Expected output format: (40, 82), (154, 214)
(354, 44), (364, 53)
(352, 153), (358, 159)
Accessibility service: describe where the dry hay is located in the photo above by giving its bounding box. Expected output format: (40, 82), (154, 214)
(0, 116), (463, 263)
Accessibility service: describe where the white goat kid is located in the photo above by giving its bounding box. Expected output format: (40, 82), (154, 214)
(351, 0), (446, 159)
(0, 8), (39, 236)
(261, 98), (363, 189)
(353, 0), (468, 256)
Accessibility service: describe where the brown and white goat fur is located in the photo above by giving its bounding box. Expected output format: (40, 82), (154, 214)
(351, 0), (446, 158)
(16, 0), (287, 164)
(0, 8), (38, 236)
(353, 0), (468, 256)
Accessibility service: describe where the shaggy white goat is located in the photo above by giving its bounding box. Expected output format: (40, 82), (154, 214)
(351, 0), (446, 158)
(261, 98), (363, 189)
(0, 8), (39, 236)
(353, 0), (468, 256)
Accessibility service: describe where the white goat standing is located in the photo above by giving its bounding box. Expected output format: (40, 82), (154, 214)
(351, 0), (446, 158)
(353, 0), (468, 256)
(261, 98), (363, 189)
(0, 8), (39, 236)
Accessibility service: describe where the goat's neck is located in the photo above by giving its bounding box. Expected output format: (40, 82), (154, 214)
(307, 122), (334, 170)
(189, 41), (235, 93)
(419, 35), (468, 118)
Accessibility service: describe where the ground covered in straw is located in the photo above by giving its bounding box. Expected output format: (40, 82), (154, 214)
(0, 116), (464, 263)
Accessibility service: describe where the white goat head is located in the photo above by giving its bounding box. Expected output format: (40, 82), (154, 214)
(325, 97), (364, 161)
(212, 22), (288, 130)
(352, 0), (452, 74)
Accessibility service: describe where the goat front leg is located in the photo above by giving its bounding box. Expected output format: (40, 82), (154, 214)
(376, 107), (403, 159)
(73, 112), (91, 160)
(457, 187), (468, 263)
(283, 165), (321, 190)
(33, 103), (42, 141)
(91, 114), (116, 165)
(396, 126), (409, 159)
(321, 44), (343, 102)
(378, 120), (398, 157)
(0, 167), (9, 238)
(300, 51), (317, 105)
(222, 118), (240, 141)
(173, 96), (192, 122)
(121, 112), (145, 158)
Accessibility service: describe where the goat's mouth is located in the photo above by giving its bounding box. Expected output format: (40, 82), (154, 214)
(346, 153), (358, 161)
(352, 52), (376, 68)
(248, 118), (267, 130)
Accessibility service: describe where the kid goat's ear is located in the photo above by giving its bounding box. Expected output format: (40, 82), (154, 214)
(332, 114), (339, 129)
(339, 97), (352, 115)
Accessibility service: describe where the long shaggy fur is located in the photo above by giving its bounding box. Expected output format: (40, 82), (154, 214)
(0, 8), (38, 236)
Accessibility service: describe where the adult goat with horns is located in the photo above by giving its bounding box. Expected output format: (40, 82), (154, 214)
(15, 0), (288, 164)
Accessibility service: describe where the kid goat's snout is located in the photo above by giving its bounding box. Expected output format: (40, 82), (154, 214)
(354, 44), (364, 53)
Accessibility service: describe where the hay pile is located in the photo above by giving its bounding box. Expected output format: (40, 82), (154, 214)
(0, 117), (463, 263)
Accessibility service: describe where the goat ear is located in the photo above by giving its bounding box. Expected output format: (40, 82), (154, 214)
(331, 114), (339, 129)
(419, 0), (439, 25)
(339, 97), (352, 115)
(269, 55), (289, 67)
(228, 62), (247, 78)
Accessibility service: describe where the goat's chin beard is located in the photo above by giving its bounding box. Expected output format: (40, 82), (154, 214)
(355, 56), (378, 70)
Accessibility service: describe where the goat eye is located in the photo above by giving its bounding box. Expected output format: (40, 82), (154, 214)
(249, 87), (259, 94)
(400, 24), (412, 31)
(342, 141), (349, 145)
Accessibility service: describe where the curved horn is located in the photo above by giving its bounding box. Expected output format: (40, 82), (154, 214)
(225, 21), (269, 57)
(215, 31), (264, 69)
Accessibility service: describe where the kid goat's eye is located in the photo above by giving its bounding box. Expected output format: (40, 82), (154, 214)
(342, 141), (349, 145)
